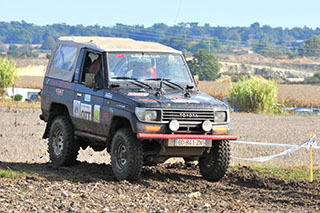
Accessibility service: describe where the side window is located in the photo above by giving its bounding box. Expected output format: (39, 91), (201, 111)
(81, 51), (104, 87)
(52, 44), (77, 71)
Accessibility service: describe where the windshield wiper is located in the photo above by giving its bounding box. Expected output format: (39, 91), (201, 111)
(145, 78), (184, 91)
(112, 77), (153, 89)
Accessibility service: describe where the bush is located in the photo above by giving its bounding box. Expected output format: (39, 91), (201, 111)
(304, 76), (320, 84)
(229, 77), (278, 113)
(302, 72), (320, 84)
(13, 94), (23, 101)
(0, 57), (16, 96)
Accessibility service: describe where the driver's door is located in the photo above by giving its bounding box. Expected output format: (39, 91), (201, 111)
(72, 50), (105, 135)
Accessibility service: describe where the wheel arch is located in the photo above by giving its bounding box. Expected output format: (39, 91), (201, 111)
(106, 115), (132, 152)
(43, 102), (72, 139)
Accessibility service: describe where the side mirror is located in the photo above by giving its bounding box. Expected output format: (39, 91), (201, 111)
(193, 75), (199, 86)
(85, 73), (96, 88)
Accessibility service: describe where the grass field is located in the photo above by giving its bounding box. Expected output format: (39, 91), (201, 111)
(199, 81), (320, 108)
(14, 76), (43, 89)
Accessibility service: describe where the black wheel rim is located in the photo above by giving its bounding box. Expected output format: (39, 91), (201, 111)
(52, 127), (64, 156)
(115, 140), (127, 170)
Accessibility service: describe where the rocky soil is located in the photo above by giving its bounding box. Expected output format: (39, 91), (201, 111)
(0, 107), (320, 212)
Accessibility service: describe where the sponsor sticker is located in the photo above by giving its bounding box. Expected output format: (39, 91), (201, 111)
(116, 104), (126, 108)
(139, 98), (157, 103)
(103, 112), (109, 121)
(114, 53), (125, 58)
(73, 100), (81, 117)
(80, 103), (92, 120)
(84, 94), (91, 102)
(168, 95), (182, 99)
(59, 81), (71, 89)
(105, 92), (113, 99)
(128, 92), (149, 97)
(56, 88), (64, 96)
(172, 99), (199, 104)
(75, 68), (80, 75)
(196, 95), (212, 101)
(94, 105), (100, 123)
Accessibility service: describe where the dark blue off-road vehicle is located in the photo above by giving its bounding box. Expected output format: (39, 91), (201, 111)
(40, 36), (237, 181)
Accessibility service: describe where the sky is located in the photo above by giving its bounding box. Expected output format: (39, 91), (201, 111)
(1, 0), (319, 29)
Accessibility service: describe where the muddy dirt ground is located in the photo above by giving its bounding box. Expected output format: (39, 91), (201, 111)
(0, 107), (320, 212)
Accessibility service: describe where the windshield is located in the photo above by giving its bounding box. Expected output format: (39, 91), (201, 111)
(108, 53), (193, 84)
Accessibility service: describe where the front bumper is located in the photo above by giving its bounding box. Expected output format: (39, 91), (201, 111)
(137, 133), (237, 140)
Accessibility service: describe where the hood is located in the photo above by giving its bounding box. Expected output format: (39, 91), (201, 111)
(109, 88), (228, 110)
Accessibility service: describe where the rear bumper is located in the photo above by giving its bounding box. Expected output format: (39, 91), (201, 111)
(137, 133), (237, 140)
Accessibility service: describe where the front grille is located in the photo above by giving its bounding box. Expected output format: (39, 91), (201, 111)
(175, 124), (205, 133)
(162, 109), (214, 123)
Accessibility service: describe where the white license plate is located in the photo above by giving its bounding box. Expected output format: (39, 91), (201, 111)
(174, 139), (208, 147)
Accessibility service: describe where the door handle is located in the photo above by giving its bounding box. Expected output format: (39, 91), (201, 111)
(77, 93), (82, 97)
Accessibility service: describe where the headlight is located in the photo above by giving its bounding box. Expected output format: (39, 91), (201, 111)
(215, 111), (227, 122)
(169, 120), (180, 131)
(135, 108), (159, 121)
(145, 111), (157, 121)
(202, 120), (213, 132)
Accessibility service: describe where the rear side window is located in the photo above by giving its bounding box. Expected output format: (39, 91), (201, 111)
(52, 44), (77, 71)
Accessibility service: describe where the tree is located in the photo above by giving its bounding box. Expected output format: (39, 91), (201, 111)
(191, 36), (221, 53)
(0, 41), (6, 52)
(303, 36), (320, 56)
(41, 36), (56, 50)
(304, 72), (320, 84)
(9, 44), (18, 50)
(160, 34), (188, 51)
(187, 49), (219, 81)
(314, 72), (320, 79)
(252, 38), (269, 52)
(0, 57), (16, 96)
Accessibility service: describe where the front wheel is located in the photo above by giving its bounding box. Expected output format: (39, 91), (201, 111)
(111, 128), (143, 181)
(198, 140), (230, 181)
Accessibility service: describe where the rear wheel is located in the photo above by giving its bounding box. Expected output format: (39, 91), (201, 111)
(111, 128), (143, 181)
(198, 140), (230, 181)
(48, 116), (79, 167)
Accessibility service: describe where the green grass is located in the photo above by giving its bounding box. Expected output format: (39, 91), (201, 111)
(0, 168), (27, 179)
(233, 165), (320, 182)
(18, 188), (25, 194)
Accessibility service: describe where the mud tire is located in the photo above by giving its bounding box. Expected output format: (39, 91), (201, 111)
(111, 128), (143, 181)
(198, 140), (230, 181)
(48, 116), (79, 167)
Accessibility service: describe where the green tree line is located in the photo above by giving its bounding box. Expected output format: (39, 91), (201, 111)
(1, 21), (320, 57)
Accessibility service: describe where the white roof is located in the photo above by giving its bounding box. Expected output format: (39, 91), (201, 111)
(58, 36), (181, 54)
(46, 36), (182, 82)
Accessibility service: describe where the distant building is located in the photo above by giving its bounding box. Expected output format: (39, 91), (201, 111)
(233, 48), (253, 55)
